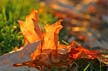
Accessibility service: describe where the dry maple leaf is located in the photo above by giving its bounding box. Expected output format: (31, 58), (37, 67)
(18, 10), (42, 44)
(69, 46), (99, 59)
(31, 20), (63, 60)
(15, 10), (105, 69)
(42, 20), (63, 50)
(18, 10), (100, 61)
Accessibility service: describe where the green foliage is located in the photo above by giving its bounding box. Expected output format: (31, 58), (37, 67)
(77, 59), (107, 71)
(83, 63), (90, 71)
(0, 0), (107, 71)
(0, 0), (57, 55)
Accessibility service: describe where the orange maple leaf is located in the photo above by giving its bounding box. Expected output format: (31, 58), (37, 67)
(18, 10), (100, 62)
(18, 10), (42, 44)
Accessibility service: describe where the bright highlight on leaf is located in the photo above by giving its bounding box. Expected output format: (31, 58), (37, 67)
(18, 10), (41, 44)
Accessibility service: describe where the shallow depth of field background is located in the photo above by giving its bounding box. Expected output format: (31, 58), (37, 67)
(0, 0), (108, 71)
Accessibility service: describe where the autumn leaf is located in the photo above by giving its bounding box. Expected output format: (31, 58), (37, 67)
(18, 10), (42, 44)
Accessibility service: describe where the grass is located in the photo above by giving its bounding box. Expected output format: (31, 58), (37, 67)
(0, 0), (57, 55)
(77, 59), (107, 71)
(0, 0), (107, 71)
(83, 63), (90, 71)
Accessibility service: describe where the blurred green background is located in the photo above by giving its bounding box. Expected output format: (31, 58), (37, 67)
(0, 0), (107, 71)
(0, 0), (57, 55)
